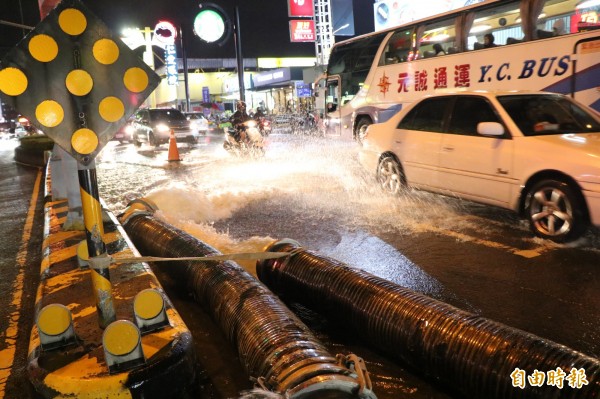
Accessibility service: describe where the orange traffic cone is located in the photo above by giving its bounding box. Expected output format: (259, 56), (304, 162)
(167, 129), (181, 162)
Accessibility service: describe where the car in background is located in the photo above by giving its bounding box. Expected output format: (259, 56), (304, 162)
(184, 112), (209, 134)
(131, 108), (199, 147)
(112, 117), (135, 143)
(359, 91), (600, 242)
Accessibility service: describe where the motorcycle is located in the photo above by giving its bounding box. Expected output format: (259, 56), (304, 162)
(223, 119), (265, 158)
(255, 116), (271, 136)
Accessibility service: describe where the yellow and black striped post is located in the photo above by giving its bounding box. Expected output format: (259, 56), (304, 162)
(78, 161), (115, 328)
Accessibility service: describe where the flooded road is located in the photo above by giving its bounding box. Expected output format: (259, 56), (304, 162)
(95, 132), (600, 398)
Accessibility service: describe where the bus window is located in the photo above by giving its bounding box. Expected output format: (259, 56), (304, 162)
(379, 28), (415, 65)
(417, 17), (457, 57)
(571, 0), (600, 32)
(467, 2), (524, 50)
(535, 0), (599, 38)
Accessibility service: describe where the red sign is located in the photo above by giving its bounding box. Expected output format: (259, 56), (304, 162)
(288, 0), (314, 17)
(289, 20), (316, 42)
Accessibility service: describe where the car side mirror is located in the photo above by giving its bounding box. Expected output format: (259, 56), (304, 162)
(478, 122), (504, 136)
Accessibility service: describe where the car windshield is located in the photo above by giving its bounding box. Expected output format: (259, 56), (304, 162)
(497, 94), (600, 136)
(185, 113), (205, 120)
(149, 109), (187, 122)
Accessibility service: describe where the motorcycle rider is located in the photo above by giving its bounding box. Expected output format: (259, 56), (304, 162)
(229, 100), (251, 143)
(253, 107), (269, 135)
(254, 107), (265, 120)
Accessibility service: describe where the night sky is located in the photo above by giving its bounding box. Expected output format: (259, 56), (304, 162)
(1, 0), (375, 60)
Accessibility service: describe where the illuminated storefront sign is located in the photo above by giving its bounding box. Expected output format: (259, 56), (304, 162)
(296, 82), (312, 98)
(165, 44), (178, 85)
(154, 21), (177, 46)
(288, 0), (314, 17)
(252, 68), (291, 88)
(289, 20), (316, 42)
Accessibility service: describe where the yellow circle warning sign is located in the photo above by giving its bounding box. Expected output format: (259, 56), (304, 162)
(0, 0), (160, 165)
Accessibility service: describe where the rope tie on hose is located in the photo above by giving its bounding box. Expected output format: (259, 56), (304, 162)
(110, 251), (296, 265)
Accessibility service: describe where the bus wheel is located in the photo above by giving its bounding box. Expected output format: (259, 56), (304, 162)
(355, 118), (371, 145)
(524, 179), (587, 242)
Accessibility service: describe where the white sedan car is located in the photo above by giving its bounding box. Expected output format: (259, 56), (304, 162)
(359, 91), (600, 242)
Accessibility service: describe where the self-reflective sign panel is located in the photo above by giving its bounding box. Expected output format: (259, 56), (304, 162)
(0, 0), (160, 165)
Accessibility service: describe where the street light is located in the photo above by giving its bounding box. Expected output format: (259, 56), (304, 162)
(122, 27), (156, 67)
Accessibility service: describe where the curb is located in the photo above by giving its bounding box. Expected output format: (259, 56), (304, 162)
(27, 179), (196, 397)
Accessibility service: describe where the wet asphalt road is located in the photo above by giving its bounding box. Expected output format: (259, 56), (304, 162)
(97, 132), (600, 397)
(1, 132), (599, 398)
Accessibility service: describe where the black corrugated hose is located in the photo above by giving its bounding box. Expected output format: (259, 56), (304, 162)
(120, 207), (376, 399)
(256, 239), (599, 399)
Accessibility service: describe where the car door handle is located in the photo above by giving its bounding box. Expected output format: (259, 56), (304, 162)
(442, 146), (454, 151)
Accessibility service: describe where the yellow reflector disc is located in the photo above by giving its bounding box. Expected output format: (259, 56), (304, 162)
(35, 100), (64, 128)
(77, 240), (88, 261)
(103, 320), (140, 356)
(134, 290), (164, 320)
(71, 128), (98, 155)
(58, 8), (87, 36)
(37, 304), (71, 336)
(0, 68), (28, 96)
(66, 69), (93, 96)
(28, 34), (58, 63)
(93, 39), (119, 65)
(99, 96), (125, 122)
(123, 67), (149, 93)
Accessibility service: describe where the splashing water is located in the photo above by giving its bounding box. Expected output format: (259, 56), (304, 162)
(99, 136), (493, 244)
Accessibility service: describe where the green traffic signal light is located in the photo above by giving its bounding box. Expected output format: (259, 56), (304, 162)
(193, 3), (231, 46)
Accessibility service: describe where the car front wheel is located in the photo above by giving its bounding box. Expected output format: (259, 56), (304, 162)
(377, 156), (405, 195)
(148, 133), (158, 147)
(525, 179), (587, 242)
(355, 118), (371, 145)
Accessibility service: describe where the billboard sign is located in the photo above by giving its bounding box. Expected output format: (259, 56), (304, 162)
(374, 0), (486, 31)
(289, 20), (316, 42)
(288, 0), (314, 17)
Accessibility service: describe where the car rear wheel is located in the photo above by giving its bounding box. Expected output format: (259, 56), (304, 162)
(525, 179), (587, 242)
(377, 156), (405, 195)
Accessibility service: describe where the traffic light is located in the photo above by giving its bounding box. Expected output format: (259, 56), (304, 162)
(193, 3), (232, 46)
(0, 0), (160, 165)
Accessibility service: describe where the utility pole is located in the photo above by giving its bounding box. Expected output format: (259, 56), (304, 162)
(234, 5), (245, 102)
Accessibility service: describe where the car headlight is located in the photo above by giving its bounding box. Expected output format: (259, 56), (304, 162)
(125, 125), (134, 134)
(156, 124), (170, 133)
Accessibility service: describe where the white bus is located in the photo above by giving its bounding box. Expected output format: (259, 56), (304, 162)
(319, 0), (600, 141)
